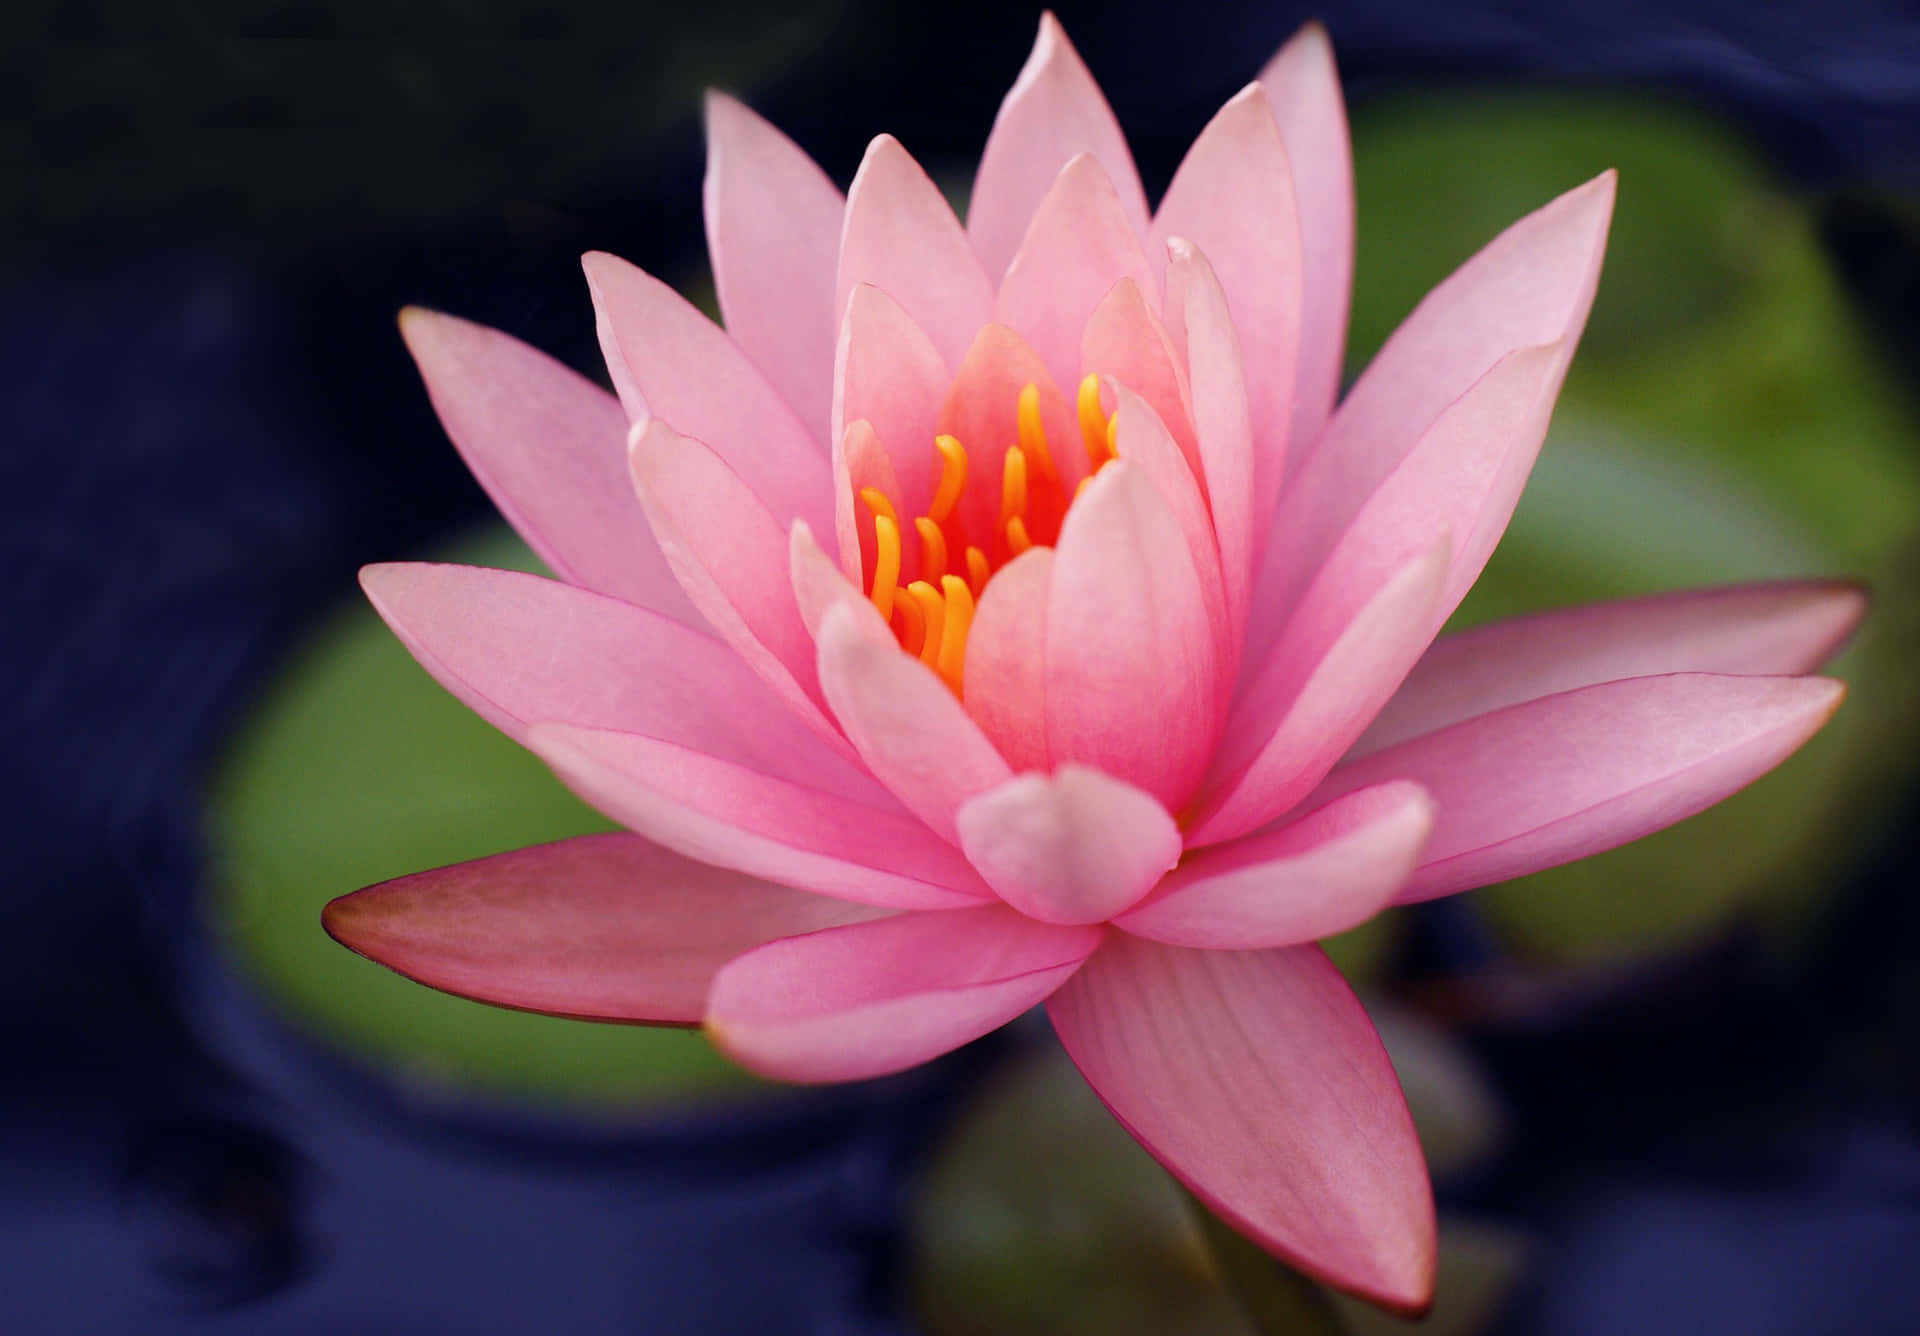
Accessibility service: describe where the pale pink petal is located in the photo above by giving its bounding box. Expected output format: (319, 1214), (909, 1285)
(396, 308), (698, 621)
(968, 12), (1150, 283)
(1049, 936), (1435, 1312)
(1258, 22), (1354, 464)
(831, 419), (901, 583)
(703, 92), (844, 444)
(1313, 673), (1847, 902)
(995, 154), (1156, 395)
(832, 284), (949, 536)
(1045, 462), (1220, 810)
(323, 833), (885, 1024)
(789, 517), (888, 642)
(1081, 278), (1200, 493)
(1254, 173), (1614, 650)
(1151, 84), (1303, 546)
(837, 135), (995, 370)
(1356, 579), (1868, 757)
(358, 561), (870, 790)
(628, 417), (841, 745)
(961, 546), (1053, 772)
(1247, 338), (1566, 704)
(528, 723), (993, 911)
(939, 323), (1086, 547)
(955, 765), (1182, 925)
(1163, 240), (1256, 640)
(583, 252), (831, 533)
(708, 904), (1103, 1083)
(1116, 782), (1433, 948)
(815, 600), (1015, 844)
(1191, 537), (1448, 847)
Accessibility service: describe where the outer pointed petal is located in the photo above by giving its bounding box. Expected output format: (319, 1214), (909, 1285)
(1048, 937), (1436, 1312)
(1116, 781), (1433, 948)
(837, 135), (995, 370)
(1164, 240), (1256, 640)
(815, 600), (1015, 844)
(322, 833), (886, 1025)
(1313, 673), (1848, 902)
(703, 92), (844, 443)
(962, 546), (1054, 773)
(1045, 462), (1220, 810)
(527, 723), (993, 911)
(1191, 535), (1449, 847)
(995, 153), (1156, 395)
(583, 253), (831, 535)
(1356, 579), (1868, 756)
(1258, 22), (1354, 463)
(357, 561), (871, 793)
(956, 765), (1182, 925)
(969, 12), (1150, 282)
(707, 904), (1103, 1083)
(790, 516), (885, 642)
(1256, 172), (1614, 649)
(1151, 84), (1303, 546)
(396, 309), (698, 621)
(628, 417), (843, 748)
(832, 283), (949, 530)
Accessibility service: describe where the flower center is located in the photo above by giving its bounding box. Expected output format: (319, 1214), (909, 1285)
(858, 374), (1119, 695)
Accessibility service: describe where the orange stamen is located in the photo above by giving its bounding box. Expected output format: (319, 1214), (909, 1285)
(907, 581), (945, 668)
(893, 589), (925, 656)
(930, 435), (967, 523)
(1016, 383), (1056, 481)
(858, 486), (898, 526)
(1000, 445), (1028, 528)
(1076, 374), (1108, 464)
(936, 574), (974, 693)
(915, 516), (948, 582)
(868, 514), (900, 621)
(1005, 515), (1032, 555)
(964, 545), (990, 596)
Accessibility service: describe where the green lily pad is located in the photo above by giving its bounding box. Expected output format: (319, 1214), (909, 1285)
(205, 525), (765, 1106)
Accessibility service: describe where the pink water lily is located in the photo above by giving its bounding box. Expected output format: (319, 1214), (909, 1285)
(322, 14), (1860, 1313)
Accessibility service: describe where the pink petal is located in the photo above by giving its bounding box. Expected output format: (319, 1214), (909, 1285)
(1164, 240), (1256, 640)
(1254, 173), (1614, 652)
(396, 308), (697, 621)
(1258, 23), (1354, 465)
(968, 12), (1150, 283)
(832, 284), (949, 538)
(939, 323), (1086, 545)
(815, 600), (1015, 844)
(955, 765), (1182, 925)
(707, 904), (1103, 1083)
(1313, 673), (1847, 902)
(703, 92), (844, 444)
(322, 833), (885, 1024)
(582, 251), (831, 532)
(1048, 936), (1436, 1312)
(1116, 781), (1433, 948)
(995, 154), (1156, 396)
(358, 560), (868, 789)
(527, 723), (993, 911)
(837, 134), (995, 370)
(1356, 579), (1868, 757)
(628, 417), (840, 744)
(789, 516), (888, 642)
(961, 546), (1054, 773)
(1190, 536), (1449, 847)
(1080, 278), (1201, 495)
(1151, 84), (1303, 548)
(1045, 462), (1220, 810)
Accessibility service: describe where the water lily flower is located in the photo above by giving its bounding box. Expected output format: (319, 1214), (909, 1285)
(322, 14), (1861, 1313)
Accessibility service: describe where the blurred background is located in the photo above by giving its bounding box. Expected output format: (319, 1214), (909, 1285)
(7, 1), (1920, 1331)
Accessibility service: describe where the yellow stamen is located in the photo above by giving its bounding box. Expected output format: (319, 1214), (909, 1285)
(858, 487), (898, 526)
(1016, 383), (1056, 481)
(1000, 445), (1028, 528)
(914, 516), (948, 582)
(907, 581), (945, 668)
(1006, 515), (1032, 555)
(1074, 476), (1093, 501)
(1076, 374), (1108, 464)
(1104, 413), (1119, 462)
(869, 514), (901, 621)
(893, 589), (925, 656)
(936, 574), (975, 693)
(964, 545), (990, 596)
(930, 435), (967, 523)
